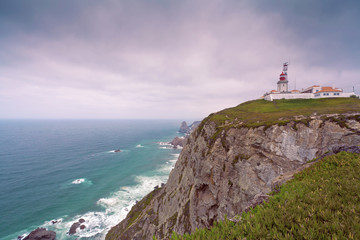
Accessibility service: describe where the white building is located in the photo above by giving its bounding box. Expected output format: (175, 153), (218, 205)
(264, 63), (356, 101)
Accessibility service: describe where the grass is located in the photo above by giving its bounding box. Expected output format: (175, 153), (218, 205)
(206, 98), (360, 128)
(171, 152), (360, 240)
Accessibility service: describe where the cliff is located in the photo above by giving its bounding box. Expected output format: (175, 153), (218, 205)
(171, 150), (360, 239)
(106, 98), (360, 240)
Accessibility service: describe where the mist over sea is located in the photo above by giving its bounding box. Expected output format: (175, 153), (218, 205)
(0, 119), (183, 240)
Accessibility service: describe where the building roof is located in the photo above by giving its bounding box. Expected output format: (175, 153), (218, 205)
(291, 90), (300, 93)
(317, 86), (342, 93)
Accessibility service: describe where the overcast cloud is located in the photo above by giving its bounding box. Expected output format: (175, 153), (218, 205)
(0, 0), (359, 119)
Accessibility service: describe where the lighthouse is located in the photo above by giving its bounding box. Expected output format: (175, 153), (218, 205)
(277, 62), (289, 93)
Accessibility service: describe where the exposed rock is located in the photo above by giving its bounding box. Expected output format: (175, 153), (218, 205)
(333, 145), (360, 154)
(169, 136), (185, 148)
(107, 113), (360, 240)
(271, 145), (360, 191)
(178, 121), (201, 134)
(178, 121), (189, 133)
(244, 194), (269, 212)
(69, 218), (86, 235)
(171, 121), (201, 148)
(271, 161), (317, 191)
(23, 228), (56, 240)
(69, 222), (80, 235)
(189, 121), (201, 132)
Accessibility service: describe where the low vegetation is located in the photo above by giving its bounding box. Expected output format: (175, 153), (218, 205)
(171, 152), (360, 239)
(205, 98), (360, 128)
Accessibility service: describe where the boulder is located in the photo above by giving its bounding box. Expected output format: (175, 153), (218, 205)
(23, 228), (56, 240)
(69, 222), (80, 235)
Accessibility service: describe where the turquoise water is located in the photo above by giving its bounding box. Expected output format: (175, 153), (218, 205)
(0, 120), (182, 239)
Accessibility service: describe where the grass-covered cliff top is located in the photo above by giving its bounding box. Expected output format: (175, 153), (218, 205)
(171, 151), (360, 239)
(203, 98), (360, 129)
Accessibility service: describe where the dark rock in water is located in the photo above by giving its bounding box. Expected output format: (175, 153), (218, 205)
(23, 228), (56, 240)
(178, 121), (189, 133)
(69, 222), (81, 235)
(80, 225), (86, 230)
(79, 218), (85, 223)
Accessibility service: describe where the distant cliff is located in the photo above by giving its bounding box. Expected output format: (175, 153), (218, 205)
(179, 121), (201, 134)
(106, 98), (360, 240)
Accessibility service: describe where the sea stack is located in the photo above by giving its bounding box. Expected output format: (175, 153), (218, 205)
(178, 121), (189, 133)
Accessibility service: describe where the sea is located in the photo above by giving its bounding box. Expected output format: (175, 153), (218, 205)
(0, 119), (184, 240)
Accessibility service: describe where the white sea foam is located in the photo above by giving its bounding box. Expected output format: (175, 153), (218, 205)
(72, 178), (85, 184)
(68, 178), (93, 188)
(48, 218), (63, 225)
(159, 146), (173, 149)
(23, 152), (180, 240)
(39, 173), (173, 239)
(157, 154), (180, 173)
(136, 144), (144, 148)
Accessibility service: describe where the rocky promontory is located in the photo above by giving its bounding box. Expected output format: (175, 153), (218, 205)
(107, 98), (360, 240)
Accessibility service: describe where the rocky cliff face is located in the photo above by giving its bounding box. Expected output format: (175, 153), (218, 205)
(106, 113), (360, 240)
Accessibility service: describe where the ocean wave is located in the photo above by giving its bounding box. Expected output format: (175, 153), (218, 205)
(159, 146), (173, 149)
(72, 178), (85, 184)
(71, 178), (92, 186)
(108, 149), (122, 153)
(158, 142), (172, 147)
(136, 144), (144, 148)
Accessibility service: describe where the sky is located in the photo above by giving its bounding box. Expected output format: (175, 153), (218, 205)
(0, 0), (359, 119)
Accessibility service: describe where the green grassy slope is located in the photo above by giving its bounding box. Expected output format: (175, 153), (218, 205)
(204, 98), (360, 129)
(171, 152), (360, 240)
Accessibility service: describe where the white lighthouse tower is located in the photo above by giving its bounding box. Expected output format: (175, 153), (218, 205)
(277, 62), (289, 93)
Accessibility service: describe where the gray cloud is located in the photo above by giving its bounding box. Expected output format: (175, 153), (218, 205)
(0, 0), (359, 119)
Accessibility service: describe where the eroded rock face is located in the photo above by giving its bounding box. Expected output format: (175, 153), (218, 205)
(107, 114), (360, 240)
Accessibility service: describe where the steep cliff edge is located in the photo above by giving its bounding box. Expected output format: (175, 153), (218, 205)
(106, 98), (360, 240)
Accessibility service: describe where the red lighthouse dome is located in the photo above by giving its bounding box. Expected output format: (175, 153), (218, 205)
(279, 72), (287, 81)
